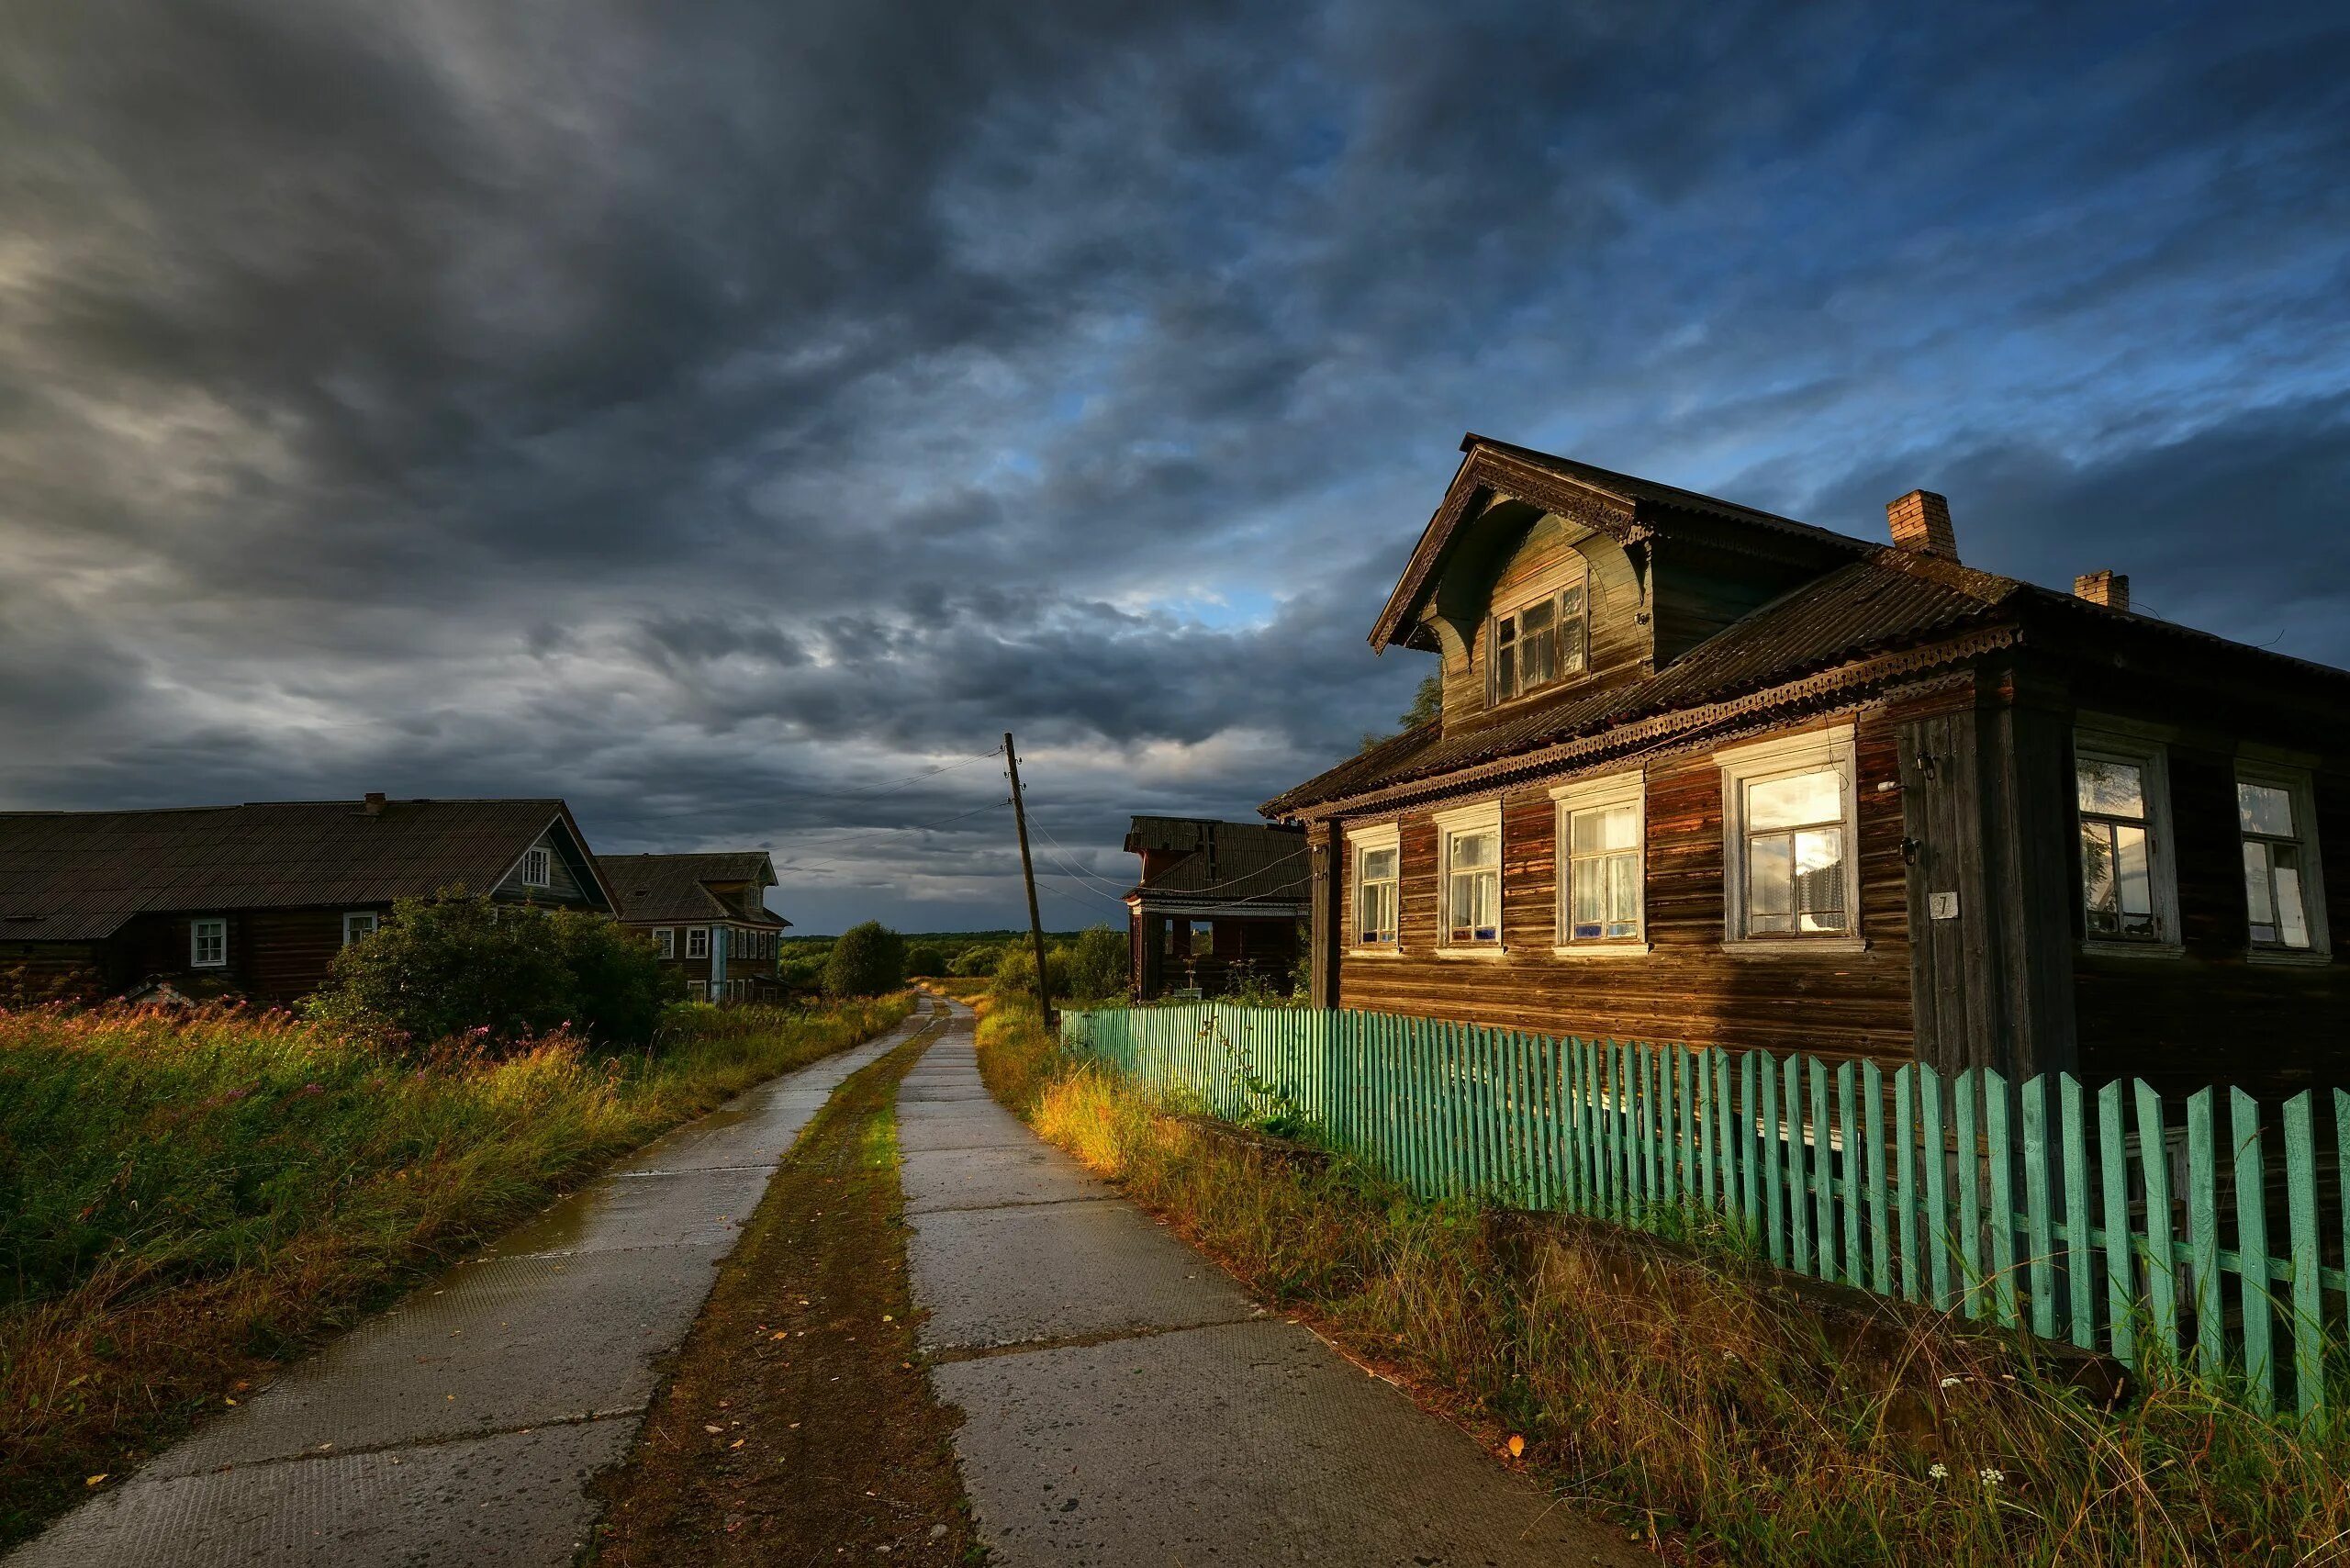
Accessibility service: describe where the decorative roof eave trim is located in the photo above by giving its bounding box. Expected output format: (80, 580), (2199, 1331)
(1369, 444), (1643, 654)
(1277, 625), (2020, 822)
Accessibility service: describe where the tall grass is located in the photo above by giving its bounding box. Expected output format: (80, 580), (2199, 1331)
(994, 1015), (2350, 1566)
(0, 993), (912, 1542)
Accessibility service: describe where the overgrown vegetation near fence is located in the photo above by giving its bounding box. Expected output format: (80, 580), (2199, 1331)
(1065, 1002), (2350, 1419)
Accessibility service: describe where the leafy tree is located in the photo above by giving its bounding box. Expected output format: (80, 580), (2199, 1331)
(948, 945), (1002, 977)
(1065, 925), (1129, 1002)
(902, 944), (950, 978)
(307, 890), (676, 1048)
(822, 921), (906, 997)
(989, 944), (1068, 1006)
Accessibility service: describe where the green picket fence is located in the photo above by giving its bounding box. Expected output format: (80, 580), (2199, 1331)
(1060, 1001), (2350, 1420)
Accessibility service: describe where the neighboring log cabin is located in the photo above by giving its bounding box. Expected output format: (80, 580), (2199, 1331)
(1124, 816), (1310, 999)
(596, 851), (790, 1004)
(0, 795), (613, 1004)
(1266, 435), (2350, 1098)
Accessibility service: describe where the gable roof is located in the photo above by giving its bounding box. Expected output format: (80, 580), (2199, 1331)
(1124, 817), (1310, 910)
(0, 799), (609, 942)
(1370, 434), (1877, 654)
(1275, 551), (2019, 816)
(594, 851), (789, 927)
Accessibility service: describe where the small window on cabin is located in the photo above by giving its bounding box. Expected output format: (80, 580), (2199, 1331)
(190, 917), (228, 968)
(687, 926), (710, 958)
(1553, 772), (1644, 946)
(653, 927), (676, 959)
(1437, 804), (1503, 947)
(1717, 727), (1860, 945)
(1351, 828), (1399, 947)
(2076, 740), (2170, 944)
(2237, 767), (2326, 955)
(1485, 573), (1588, 706)
(341, 911), (380, 947)
(520, 847), (552, 888)
(1190, 926), (1214, 958)
(688, 980), (708, 1001)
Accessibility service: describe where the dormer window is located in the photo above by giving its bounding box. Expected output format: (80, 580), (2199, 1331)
(1486, 572), (1587, 705)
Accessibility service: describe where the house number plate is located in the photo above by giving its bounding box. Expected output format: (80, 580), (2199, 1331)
(1929, 890), (1960, 921)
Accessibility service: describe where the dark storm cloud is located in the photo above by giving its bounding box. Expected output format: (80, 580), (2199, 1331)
(3, 0), (2346, 929)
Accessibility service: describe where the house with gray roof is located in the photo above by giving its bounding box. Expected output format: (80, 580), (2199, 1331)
(0, 794), (612, 1005)
(595, 851), (790, 1004)
(1267, 434), (2350, 1097)
(1123, 816), (1309, 999)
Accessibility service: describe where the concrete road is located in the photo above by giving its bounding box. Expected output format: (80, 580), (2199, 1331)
(8, 1002), (945, 1568)
(901, 1002), (1647, 1567)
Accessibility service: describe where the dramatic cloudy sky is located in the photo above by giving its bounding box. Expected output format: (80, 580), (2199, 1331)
(3, 3), (2345, 931)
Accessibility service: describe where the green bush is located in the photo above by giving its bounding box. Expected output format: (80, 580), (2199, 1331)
(990, 944), (1068, 1006)
(1065, 925), (1128, 1002)
(822, 920), (906, 997)
(902, 943), (950, 978)
(948, 945), (1002, 977)
(305, 890), (677, 1048)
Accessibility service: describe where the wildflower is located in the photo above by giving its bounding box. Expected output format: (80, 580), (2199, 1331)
(1978, 1468), (2004, 1486)
(1939, 1375), (1963, 1389)
(1928, 1463), (1949, 1481)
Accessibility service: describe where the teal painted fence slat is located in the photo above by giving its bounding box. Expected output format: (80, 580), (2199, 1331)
(1056, 1003), (2345, 1425)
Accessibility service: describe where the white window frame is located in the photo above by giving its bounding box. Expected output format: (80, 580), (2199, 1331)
(341, 910), (380, 947)
(687, 926), (710, 958)
(520, 846), (553, 888)
(2235, 759), (2329, 963)
(1484, 565), (1591, 708)
(2074, 725), (2181, 957)
(189, 916), (228, 969)
(1550, 771), (1649, 956)
(1717, 724), (1865, 953)
(652, 926), (675, 959)
(1433, 799), (1505, 957)
(1348, 823), (1401, 955)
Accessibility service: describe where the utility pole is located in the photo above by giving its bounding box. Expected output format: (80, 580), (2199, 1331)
(1003, 731), (1053, 1021)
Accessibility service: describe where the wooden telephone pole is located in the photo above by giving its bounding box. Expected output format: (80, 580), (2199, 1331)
(1002, 732), (1053, 1020)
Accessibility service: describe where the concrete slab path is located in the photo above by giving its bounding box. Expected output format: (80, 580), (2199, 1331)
(8, 1001), (946, 1568)
(901, 1002), (1646, 1567)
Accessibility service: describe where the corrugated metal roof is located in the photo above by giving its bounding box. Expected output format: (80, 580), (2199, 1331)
(1270, 555), (2015, 814)
(0, 799), (586, 941)
(595, 852), (789, 927)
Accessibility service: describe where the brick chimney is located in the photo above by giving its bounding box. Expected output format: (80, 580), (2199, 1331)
(1886, 489), (1958, 561)
(2073, 570), (2129, 611)
(363, 791), (387, 815)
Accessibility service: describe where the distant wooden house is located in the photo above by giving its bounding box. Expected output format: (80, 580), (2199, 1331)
(0, 795), (612, 1005)
(1123, 817), (1310, 999)
(595, 852), (790, 1004)
(1266, 436), (2350, 1098)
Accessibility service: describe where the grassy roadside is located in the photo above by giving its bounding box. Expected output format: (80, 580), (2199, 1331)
(588, 1012), (980, 1565)
(0, 993), (915, 1545)
(977, 1001), (2350, 1567)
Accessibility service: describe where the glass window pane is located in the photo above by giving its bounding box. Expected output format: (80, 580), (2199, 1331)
(1571, 857), (1604, 938)
(1557, 586), (1586, 676)
(2081, 820), (2117, 933)
(2076, 757), (2144, 817)
(1450, 828), (1497, 870)
(2115, 823), (2154, 936)
(1606, 852), (1639, 935)
(1570, 803), (1637, 856)
(2275, 845), (2311, 948)
(2238, 781), (2295, 837)
(1749, 768), (1841, 831)
(1793, 827), (1847, 931)
(1494, 641), (1515, 700)
(1362, 846), (1396, 881)
(1749, 834), (1793, 933)
(2244, 840), (2276, 942)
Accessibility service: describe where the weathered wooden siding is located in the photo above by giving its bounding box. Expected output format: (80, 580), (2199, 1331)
(1336, 708), (1918, 1062)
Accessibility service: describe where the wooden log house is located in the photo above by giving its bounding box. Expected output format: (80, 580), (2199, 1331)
(595, 850), (790, 1004)
(0, 795), (614, 1004)
(1266, 436), (2350, 1098)
(1123, 816), (1310, 999)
